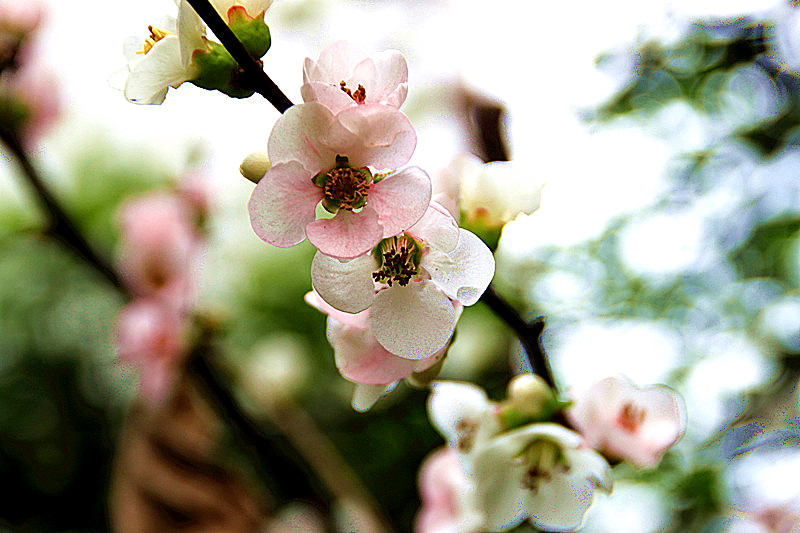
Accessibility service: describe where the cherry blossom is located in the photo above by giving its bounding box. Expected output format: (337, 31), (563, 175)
(248, 101), (428, 259)
(310, 202), (494, 358)
(566, 376), (686, 468)
(301, 40), (409, 115)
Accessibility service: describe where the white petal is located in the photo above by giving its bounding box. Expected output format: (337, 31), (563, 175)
(242, 0), (274, 16)
(407, 202), (459, 254)
(370, 281), (456, 360)
(352, 382), (395, 412)
(427, 381), (491, 447)
(311, 252), (377, 314)
(178, 0), (207, 68)
(124, 36), (191, 104)
(422, 229), (495, 306)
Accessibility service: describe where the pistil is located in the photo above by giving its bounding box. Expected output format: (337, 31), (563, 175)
(312, 155), (372, 212)
(518, 439), (569, 493)
(371, 234), (423, 287)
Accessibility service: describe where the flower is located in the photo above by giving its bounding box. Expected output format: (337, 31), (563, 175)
(566, 376), (686, 468)
(439, 152), (544, 229)
(310, 202), (494, 358)
(305, 290), (454, 410)
(416, 447), (485, 533)
(427, 380), (500, 457)
(301, 40), (409, 115)
(248, 101), (428, 259)
(116, 299), (187, 402)
(471, 423), (612, 532)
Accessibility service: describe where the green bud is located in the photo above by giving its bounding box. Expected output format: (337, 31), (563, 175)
(497, 373), (558, 429)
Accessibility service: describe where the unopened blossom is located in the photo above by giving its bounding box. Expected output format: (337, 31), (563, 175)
(306, 291), (453, 410)
(567, 376), (686, 468)
(439, 152), (544, 229)
(471, 423), (612, 532)
(311, 202), (494, 358)
(116, 299), (187, 402)
(116, 192), (199, 306)
(248, 101), (428, 259)
(301, 40), (408, 115)
(416, 447), (485, 533)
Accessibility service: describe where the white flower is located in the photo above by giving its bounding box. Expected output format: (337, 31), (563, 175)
(311, 202), (495, 359)
(471, 423), (612, 532)
(427, 380), (500, 457)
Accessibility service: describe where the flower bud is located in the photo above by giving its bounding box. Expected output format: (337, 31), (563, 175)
(497, 373), (557, 429)
(239, 151), (270, 183)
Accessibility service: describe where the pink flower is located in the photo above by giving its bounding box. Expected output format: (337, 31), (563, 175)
(248, 101), (428, 259)
(4, 60), (60, 145)
(567, 376), (686, 468)
(416, 447), (484, 533)
(301, 41), (408, 115)
(116, 192), (199, 307)
(116, 300), (187, 402)
(310, 202), (494, 359)
(305, 291), (453, 410)
(0, 0), (43, 38)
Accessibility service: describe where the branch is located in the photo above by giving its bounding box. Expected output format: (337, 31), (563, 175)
(185, 0), (294, 113)
(0, 131), (129, 295)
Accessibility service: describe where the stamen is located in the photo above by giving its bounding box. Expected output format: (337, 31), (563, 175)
(455, 418), (478, 453)
(372, 235), (423, 287)
(340, 81), (367, 104)
(616, 402), (646, 432)
(518, 439), (569, 493)
(138, 25), (173, 55)
(312, 156), (372, 212)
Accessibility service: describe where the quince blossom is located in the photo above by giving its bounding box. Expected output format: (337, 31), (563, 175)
(301, 41), (408, 115)
(310, 202), (494, 358)
(566, 376), (686, 468)
(416, 447), (484, 533)
(248, 101), (428, 259)
(305, 291), (454, 411)
(427, 381), (612, 532)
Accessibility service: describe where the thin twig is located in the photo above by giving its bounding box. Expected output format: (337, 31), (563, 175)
(185, 0), (294, 113)
(0, 130), (129, 295)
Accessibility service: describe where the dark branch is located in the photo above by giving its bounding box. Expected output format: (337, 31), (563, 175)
(185, 0), (294, 113)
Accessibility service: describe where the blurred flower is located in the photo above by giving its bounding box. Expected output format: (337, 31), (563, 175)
(566, 376), (686, 468)
(427, 380), (500, 456)
(247, 101), (426, 259)
(0, 0), (42, 39)
(310, 202), (494, 359)
(301, 40), (409, 115)
(439, 152), (544, 229)
(240, 333), (310, 407)
(416, 447), (484, 533)
(116, 299), (187, 402)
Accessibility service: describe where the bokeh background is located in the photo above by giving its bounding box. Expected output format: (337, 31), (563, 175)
(2, 0), (800, 531)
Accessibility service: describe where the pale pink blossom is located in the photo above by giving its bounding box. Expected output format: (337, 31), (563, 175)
(248, 101), (427, 259)
(305, 291), (452, 410)
(0, 0), (43, 38)
(567, 376), (686, 468)
(116, 299), (187, 402)
(4, 60), (60, 145)
(301, 41), (409, 115)
(311, 202), (494, 359)
(416, 447), (484, 533)
(116, 192), (199, 307)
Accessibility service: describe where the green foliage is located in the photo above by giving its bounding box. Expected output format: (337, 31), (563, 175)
(729, 214), (800, 284)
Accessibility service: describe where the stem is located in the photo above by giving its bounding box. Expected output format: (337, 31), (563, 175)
(0, 131), (128, 295)
(479, 285), (558, 393)
(185, 0), (294, 113)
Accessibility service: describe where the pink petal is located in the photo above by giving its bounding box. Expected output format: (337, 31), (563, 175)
(408, 202), (460, 254)
(311, 252), (377, 313)
(248, 161), (321, 247)
(369, 166), (432, 237)
(329, 105), (416, 170)
(306, 206), (384, 259)
(422, 229), (495, 306)
(305, 290), (370, 328)
(268, 102), (339, 172)
(370, 280), (457, 360)
(300, 81), (355, 114)
(368, 50), (408, 107)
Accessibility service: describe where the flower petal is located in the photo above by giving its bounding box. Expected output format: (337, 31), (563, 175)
(178, 0), (207, 68)
(248, 161), (320, 247)
(352, 382), (396, 412)
(268, 102), (339, 171)
(369, 49), (408, 107)
(427, 381), (492, 447)
(422, 229), (495, 306)
(408, 202), (460, 254)
(369, 166), (432, 237)
(124, 35), (192, 104)
(370, 280), (457, 360)
(306, 207), (384, 259)
(311, 252), (377, 313)
(471, 450), (528, 531)
(305, 290), (369, 328)
(329, 105), (416, 170)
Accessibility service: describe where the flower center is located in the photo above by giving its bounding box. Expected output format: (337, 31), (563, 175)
(454, 418), (479, 453)
(139, 25), (173, 55)
(372, 234), (423, 287)
(340, 81), (366, 104)
(517, 439), (570, 493)
(616, 402), (645, 433)
(312, 155), (372, 212)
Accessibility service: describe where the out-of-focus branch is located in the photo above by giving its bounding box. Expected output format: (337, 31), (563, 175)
(185, 0), (294, 113)
(0, 130), (129, 296)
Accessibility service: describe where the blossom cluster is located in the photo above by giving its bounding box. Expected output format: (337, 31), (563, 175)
(114, 177), (209, 402)
(244, 41), (495, 410)
(419, 374), (686, 532)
